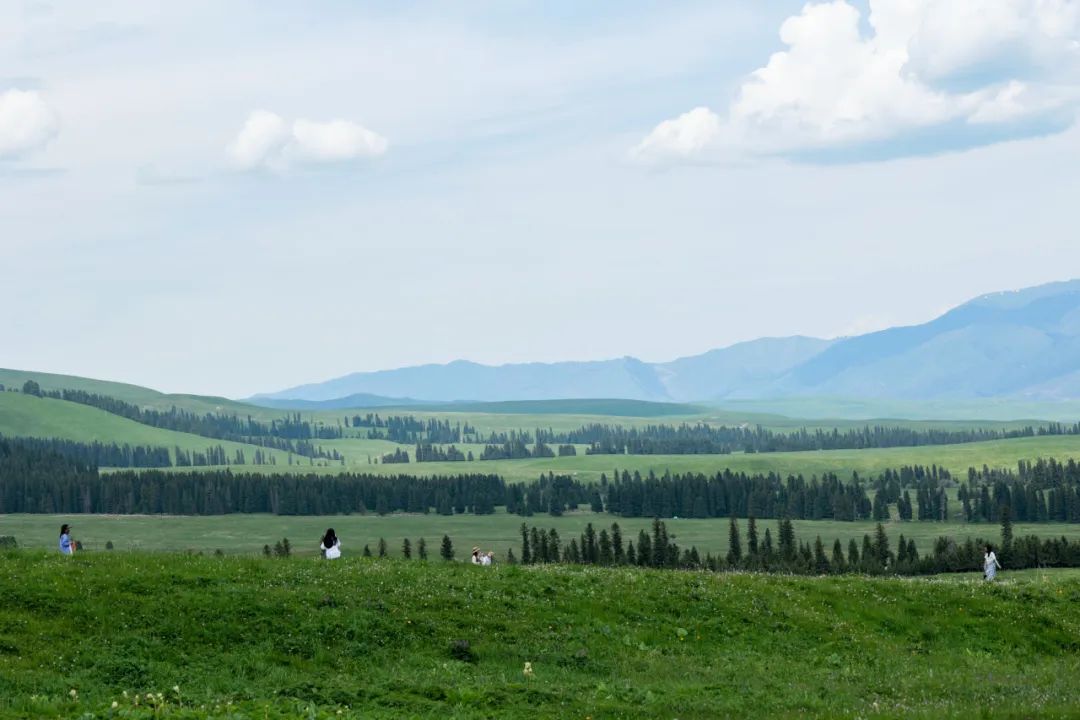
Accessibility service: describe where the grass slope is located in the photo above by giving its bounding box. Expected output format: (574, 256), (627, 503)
(0, 553), (1078, 719)
(0, 393), (293, 466)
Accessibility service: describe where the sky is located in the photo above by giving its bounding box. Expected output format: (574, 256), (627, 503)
(2, 0), (1080, 397)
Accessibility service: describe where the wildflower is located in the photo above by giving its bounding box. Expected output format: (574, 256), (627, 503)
(112, 701), (119, 709)
(69, 689), (78, 701)
(523, 661), (534, 678)
(173, 685), (180, 694)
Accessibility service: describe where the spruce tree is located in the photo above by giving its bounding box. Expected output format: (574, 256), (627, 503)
(873, 523), (890, 568)
(547, 529), (561, 563)
(418, 537), (428, 561)
(626, 540), (636, 565)
(440, 534), (454, 561)
(598, 529), (613, 565)
(831, 539), (845, 572)
(813, 536), (829, 574)
(1000, 505), (1014, 561)
(746, 516), (759, 559)
(363, 544), (372, 558)
(378, 537), (388, 558)
(402, 538), (412, 560)
(520, 523), (532, 564)
(727, 516), (742, 566)
(611, 523), (624, 563)
(506, 548), (517, 564)
(847, 538), (859, 567)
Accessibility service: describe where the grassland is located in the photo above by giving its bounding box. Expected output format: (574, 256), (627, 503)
(5, 512), (1078, 559)
(1, 552), (1078, 719)
(0, 393), (295, 466)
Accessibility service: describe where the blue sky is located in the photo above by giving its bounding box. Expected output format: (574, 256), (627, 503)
(2, 0), (1080, 396)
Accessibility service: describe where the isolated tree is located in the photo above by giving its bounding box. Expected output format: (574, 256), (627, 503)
(402, 538), (412, 560)
(378, 537), (388, 558)
(363, 544), (372, 558)
(506, 548), (517, 564)
(440, 534), (454, 561)
(418, 537), (428, 561)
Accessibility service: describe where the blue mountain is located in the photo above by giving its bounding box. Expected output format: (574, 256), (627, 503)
(252, 280), (1080, 404)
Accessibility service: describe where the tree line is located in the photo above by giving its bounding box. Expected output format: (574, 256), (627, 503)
(960, 458), (1080, 523)
(515, 514), (1080, 576)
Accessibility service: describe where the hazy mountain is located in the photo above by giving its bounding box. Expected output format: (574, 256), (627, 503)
(253, 279), (1080, 404)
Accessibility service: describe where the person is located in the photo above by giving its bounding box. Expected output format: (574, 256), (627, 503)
(471, 547), (481, 565)
(481, 551), (493, 567)
(320, 528), (341, 559)
(984, 544), (1001, 581)
(59, 524), (73, 555)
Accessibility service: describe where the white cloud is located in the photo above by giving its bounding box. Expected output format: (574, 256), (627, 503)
(0, 88), (59, 159)
(226, 111), (387, 172)
(633, 0), (1080, 163)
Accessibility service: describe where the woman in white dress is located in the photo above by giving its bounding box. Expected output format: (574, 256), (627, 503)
(321, 528), (342, 559)
(984, 544), (1001, 581)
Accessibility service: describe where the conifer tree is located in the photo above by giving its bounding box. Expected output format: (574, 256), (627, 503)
(637, 530), (652, 567)
(1000, 505), (1014, 561)
(440, 534), (454, 561)
(611, 523), (624, 563)
(598, 529), (613, 565)
(418, 537), (428, 561)
(506, 548), (517, 564)
(626, 540), (636, 565)
(378, 537), (388, 558)
(847, 538), (859, 567)
(363, 544), (372, 557)
(547, 529), (561, 563)
(520, 523), (532, 565)
(746, 516), (759, 558)
(402, 538), (412, 560)
(778, 518), (796, 562)
(873, 523), (890, 568)
(831, 539), (845, 571)
(566, 538), (581, 563)
(813, 536), (829, 574)
(727, 516), (742, 566)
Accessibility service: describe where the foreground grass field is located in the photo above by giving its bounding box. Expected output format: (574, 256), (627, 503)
(1, 552), (1078, 719)
(5, 513), (1079, 559)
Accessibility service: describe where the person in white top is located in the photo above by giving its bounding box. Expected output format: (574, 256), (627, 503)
(984, 544), (1001, 581)
(481, 551), (493, 566)
(321, 528), (342, 559)
(471, 547), (481, 565)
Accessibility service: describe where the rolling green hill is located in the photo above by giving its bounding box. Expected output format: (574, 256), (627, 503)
(2, 552), (1078, 718)
(0, 392), (294, 466)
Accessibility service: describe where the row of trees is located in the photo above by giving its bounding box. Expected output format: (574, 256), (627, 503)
(517, 515), (1080, 576)
(960, 458), (1080, 523)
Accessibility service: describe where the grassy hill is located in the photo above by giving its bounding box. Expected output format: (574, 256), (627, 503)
(1, 552), (1078, 718)
(0, 392), (295, 466)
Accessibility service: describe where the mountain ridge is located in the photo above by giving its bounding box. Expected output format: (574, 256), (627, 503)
(254, 279), (1080, 405)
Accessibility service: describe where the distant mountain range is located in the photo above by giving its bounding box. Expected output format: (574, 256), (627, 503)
(252, 279), (1080, 406)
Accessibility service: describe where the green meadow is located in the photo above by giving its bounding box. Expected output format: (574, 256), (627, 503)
(5, 512), (1077, 559)
(2, 552), (1079, 719)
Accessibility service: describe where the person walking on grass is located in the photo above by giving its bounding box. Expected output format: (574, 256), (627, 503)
(984, 543), (1001, 581)
(59, 524), (74, 555)
(320, 528), (341, 559)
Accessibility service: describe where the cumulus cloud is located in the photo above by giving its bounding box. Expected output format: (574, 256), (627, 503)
(633, 0), (1080, 163)
(0, 89), (59, 159)
(227, 111), (387, 171)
